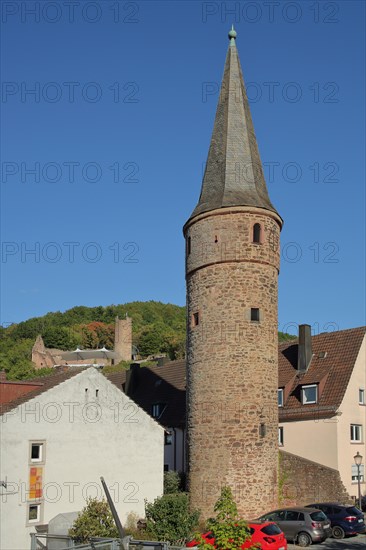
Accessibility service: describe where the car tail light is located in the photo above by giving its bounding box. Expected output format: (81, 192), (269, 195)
(311, 522), (322, 528)
(263, 536), (276, 543)
(345, 516), (357, 522)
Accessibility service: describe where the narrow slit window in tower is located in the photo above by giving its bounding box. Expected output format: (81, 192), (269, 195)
(187, 236), (191, 255)
(253, 223), (261, 243)
(251, 308), (260, 322)
(192, 312), (200, 327)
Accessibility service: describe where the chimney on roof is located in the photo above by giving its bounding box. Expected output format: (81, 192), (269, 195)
(297, 324), (313, 374)
(0, 370), (6, 382)
(125, 363), (140, 396)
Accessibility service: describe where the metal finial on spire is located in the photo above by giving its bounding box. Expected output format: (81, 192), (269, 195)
(228, 24), (237, 46)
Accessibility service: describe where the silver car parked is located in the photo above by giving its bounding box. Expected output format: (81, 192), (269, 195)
(258, 506), (332, 547)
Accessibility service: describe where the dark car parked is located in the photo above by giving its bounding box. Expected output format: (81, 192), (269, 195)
(305, 502), (365, 539)
(258, 506), (331, 547)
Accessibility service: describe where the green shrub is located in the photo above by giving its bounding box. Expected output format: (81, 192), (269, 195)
(145, 492), (200, 542)
(196, 486), (256, 550)
(164, 471), (185, 494)
(69, 498), (118, 542)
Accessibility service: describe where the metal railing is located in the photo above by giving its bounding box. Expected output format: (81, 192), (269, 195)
(30, 534), (186, 550)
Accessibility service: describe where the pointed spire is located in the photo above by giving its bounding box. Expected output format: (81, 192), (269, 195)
(188, 29), (281, 223)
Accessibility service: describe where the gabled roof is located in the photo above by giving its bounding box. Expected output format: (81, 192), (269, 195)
(186, 29), (281, 226)
(106, 360), (186, 428)
(106, 328), (365, 426)
(0, 368), (85, 416)
(278, 327), (365, 421)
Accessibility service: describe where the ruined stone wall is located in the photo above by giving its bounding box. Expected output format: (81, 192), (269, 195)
(31, 335), (57, 369)
(185, 207), (282, 519)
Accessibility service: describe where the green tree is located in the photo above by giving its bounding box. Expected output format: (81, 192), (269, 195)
(145, 492), (200, 542)
(0, 338), (35, 380)
(42, 326), (79, 350)
(138, 324), (165, 356)
(197, 486), (255, 550)
(68, 498), (119, 543)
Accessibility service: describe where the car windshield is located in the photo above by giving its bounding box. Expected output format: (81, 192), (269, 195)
(310, 511), (327, 521)
(261, 524), (282, 535)
(346, 506), (361, 515)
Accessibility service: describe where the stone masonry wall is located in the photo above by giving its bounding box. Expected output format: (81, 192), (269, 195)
(114, 317), (132, 363)
(185, 207), (282, 520)
(279, 450), (352, 507)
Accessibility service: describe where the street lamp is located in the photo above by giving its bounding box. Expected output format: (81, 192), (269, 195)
(354, 451), (363, 510)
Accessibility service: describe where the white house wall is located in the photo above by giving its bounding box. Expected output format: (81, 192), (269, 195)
(0, 368), (164, 550)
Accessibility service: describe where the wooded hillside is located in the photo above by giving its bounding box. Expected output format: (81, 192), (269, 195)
(0, 301), (295, 380)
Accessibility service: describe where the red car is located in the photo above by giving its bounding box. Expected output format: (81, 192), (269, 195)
(186, 521), (287, 550)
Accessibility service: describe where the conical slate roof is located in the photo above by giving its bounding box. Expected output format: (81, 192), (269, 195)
(188, 29), (281, 223)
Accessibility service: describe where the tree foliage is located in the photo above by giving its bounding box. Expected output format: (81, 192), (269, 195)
(164, 471), (183, 494)
(145, 492), (200, 542)
(2, 301), (295, 380)
(42, 326), (79, 350)
(0, 338), (53, 380)
(197, 486), (256, 550)
(68, 498), (119, 543)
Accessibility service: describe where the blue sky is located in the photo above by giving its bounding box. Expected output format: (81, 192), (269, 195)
(1, 0), (365, 335)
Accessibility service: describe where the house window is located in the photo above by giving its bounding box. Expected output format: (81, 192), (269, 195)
(278, 389), (284, 407)
(359, 389), (365, 405)
(152, 403), (166, 419)
(350, 424), (363, 442)
(28, 503), (41, 523)
(253, 223), (261, 243)
(278, 427), (284, 446)
(301, 384), (318, 404)
(164, 464), (169, 472)
(192, 312), (200, 327)
(250, 308), (260, 322)
(30, 443), (44, 463)
(165, 432), (173, 445)
(351, 464), (365, 483)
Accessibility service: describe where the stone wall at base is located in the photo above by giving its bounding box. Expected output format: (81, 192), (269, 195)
(279, 450), (352, 507)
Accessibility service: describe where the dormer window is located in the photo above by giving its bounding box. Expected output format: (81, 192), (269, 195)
(164, 431), (173, 445)
(253, 223), (261, 243)
(278, 389), (284, 407)
(301, 384), (318, 404)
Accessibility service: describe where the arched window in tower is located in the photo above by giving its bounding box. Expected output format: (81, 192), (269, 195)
(253, 223), (261, 243)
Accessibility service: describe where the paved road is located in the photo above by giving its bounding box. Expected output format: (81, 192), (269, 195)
(287, 533), (366, 549)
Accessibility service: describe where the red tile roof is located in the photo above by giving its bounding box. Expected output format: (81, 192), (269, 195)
(107, 328), (365, 426)
(3, 328), (364, 427)
(0, 367), (84, 416)
(278, 327), (365, 421)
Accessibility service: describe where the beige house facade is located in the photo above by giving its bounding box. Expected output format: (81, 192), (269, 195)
(279, 327), (365, 500)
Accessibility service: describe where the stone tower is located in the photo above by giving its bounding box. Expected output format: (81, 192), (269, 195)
(183, 28), (283, 519)
(114, 315), (132, 363)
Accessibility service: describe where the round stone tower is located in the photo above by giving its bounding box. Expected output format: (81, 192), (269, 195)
(184, 28), (283, 519)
